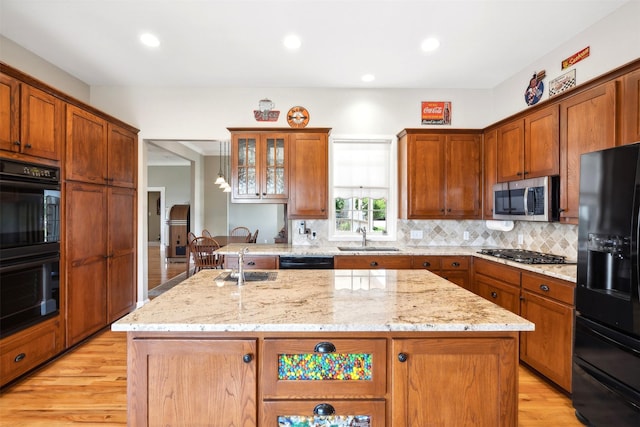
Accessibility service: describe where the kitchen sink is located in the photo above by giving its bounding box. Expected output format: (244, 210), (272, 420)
(338, 247), (400, 252)
(216, 271), (278, 282)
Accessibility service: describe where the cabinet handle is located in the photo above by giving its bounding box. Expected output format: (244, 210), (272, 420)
(242, 353), (253, 363)
(451, 262), (460, 267)
(490, 291), (498, 299)
(516, 171), (523, 176)
(247, 261), (255, 266)
(24, 143), (32, 149)
(313, 403), (336, 416)
(370, 261), (378, 267)
(447, 208), (451, 212)
(524, 171), (529, 175)
(422, 261), (431, 267)
(539, 284), (550, 292)
(262, 192), (266, 196)
(559, 208), (566, 213)
(440, 209), (445, 213)
(14, 352), (26, 363)
(255, 193), (260, 196)
(13, 140), (21, 146)
(398, 352), (408, 362)
(313, 341), (336, 353)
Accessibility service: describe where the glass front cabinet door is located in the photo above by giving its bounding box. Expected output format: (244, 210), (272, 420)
(261, 338), (387, 427)
(231, 132), (288, 202)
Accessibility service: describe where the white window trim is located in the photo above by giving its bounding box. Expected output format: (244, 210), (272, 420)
(328, 134), (397, 242)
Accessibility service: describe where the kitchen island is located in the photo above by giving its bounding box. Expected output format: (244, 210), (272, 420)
(113, 268), (533, 426)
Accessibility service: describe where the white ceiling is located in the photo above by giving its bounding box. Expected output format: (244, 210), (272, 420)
(0, 0), (630, 163)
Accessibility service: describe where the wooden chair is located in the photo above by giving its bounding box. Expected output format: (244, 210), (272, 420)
(202, 229), (212, 238)
(230, 226), (252, 242)
(189, 236), (224, 273)
(248, 229), (259, 243)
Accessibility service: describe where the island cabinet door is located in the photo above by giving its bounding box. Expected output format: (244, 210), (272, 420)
(262, 400), (385, 427)
(391, 337), (518, 427)
(261, 338), (387, 399)
(128, 338), (257, 427)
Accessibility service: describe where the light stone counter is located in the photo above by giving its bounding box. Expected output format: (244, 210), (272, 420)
(216, 243), (578, 282)
(112, 269), (533, 333)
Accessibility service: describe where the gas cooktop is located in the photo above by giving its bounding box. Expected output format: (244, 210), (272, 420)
(478, 248), (573, 264)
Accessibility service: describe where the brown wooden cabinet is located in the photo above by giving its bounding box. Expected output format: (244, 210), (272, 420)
(412, 255), (472, 292)
(262, 400), (385, 427)
(559, 81), (617, 223)
(0, 316), (64, 386)
(0, 73), (64, 161)
(473, 258), (521, 315)
(520, 271), (575, 392)
(334, 255), (412, 269)
(229, 129), (289, 203)
(496, 104), (559, 182)
(392, 336), (518, 427)
(287, 130), (330, 219)
(65, 105), (108, 184)
(224, 254), (279, 270)
(621, 66), (640, 145)
(398, 130), (481, 219)
(483, 127), (498, 218)
(127, 337), (257, 427)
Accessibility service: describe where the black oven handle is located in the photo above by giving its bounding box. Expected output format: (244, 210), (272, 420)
(0, 254), (60, 274)
(0, 178), (60, 191)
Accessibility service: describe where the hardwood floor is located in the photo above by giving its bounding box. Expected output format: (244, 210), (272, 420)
(147, 244), (187, 290)
(0, 245), (584, 426)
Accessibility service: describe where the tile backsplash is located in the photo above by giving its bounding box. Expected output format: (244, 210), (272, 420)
(291, 219), (578, 260)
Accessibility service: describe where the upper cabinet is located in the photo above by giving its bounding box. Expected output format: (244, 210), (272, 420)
(621, 67), (640, 145)
(496, 104), (559, 182)
(0, 72), (64, 162)
(230, 130), (289, 203)
(559, 80), (617, 224)
(228, 127), (331, 219)
(288, 131), (329, 219)
(399, 130), (482, 220)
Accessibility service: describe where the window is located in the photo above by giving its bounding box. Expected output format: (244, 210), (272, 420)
(330, 136), (396, 241)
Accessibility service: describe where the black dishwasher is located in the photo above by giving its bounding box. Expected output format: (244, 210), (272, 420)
(279, 256), (334, 269)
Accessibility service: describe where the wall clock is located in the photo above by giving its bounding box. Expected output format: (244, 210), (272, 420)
(286, 106), (310, 128)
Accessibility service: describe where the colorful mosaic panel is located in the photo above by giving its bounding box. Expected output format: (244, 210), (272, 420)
(277, 415), (371, 426)
(278, 353), (372, 381)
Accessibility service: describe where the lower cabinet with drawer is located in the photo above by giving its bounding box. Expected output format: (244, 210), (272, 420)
(473, 258), (521, 315)
(334, 255), (412, 270)
(224, 254), (279, 270)
(413, 256), (472, 292)
(520, 271), (575, 392)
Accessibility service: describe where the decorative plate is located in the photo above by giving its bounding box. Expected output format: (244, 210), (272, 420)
(286, 106), (310, 128)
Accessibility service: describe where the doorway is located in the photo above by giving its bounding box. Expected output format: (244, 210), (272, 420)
(147, 187), (165, 247)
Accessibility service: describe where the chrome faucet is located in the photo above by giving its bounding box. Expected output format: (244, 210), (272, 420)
(236, 247), (249, 285)
(357, 226), (367, 247)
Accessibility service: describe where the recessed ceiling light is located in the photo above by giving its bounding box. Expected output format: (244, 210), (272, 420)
(283, 34), (302, 50)
(361, 74), (375, 83)
(140, 33), (160, 48)
(421, 37), (440, 52)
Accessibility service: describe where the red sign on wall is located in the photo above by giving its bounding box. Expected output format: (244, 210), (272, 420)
(562, 46), (590, 70)
(421, 101), (451, 125)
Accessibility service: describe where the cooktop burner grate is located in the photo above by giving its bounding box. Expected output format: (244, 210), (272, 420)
(478, 248), (571, 264)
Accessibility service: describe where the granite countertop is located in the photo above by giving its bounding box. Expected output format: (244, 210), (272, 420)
(112, 269), (534, 333)
(216, 243), (577, 282)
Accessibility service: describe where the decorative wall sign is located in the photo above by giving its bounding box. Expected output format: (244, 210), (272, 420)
(286, 106), (310, 128)
(253, 98), (280, 121)
(562, 46), (590, 70)
(524, 70), (546, 106)
(549, 69), (577, 98)
(421, 101), (451, 125)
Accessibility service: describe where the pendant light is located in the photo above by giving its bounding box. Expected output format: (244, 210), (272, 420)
(214, 141), (226, 185)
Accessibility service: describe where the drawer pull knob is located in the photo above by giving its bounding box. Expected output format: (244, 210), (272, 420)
(242, 353), (253, 363)
(14, 353), (26, 363)
(313, 341), (336, 353)
(451, 262), (460, 267)
(313, 403), (335, 416)
(398, 352), (408, 362)
(370, 261), (378, 267)
(247, 261), (255, 266)
(490, 291), (498, 299)
(422, 261), (431, 267)
(539, 284), (550, 292)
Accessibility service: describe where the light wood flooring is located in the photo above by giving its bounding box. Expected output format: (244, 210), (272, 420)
(0, 245), (584, 426)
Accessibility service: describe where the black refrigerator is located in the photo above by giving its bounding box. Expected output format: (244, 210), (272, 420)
(574, 143), (640, 426)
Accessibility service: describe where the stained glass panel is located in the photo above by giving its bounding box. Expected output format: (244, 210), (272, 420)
(278, 353), (372, 381)
(277, 415), (371, 426)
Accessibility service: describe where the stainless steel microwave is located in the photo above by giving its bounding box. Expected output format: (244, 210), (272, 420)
(493, 176), (560, 222)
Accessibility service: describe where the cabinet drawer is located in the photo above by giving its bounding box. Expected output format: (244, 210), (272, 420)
(476, 277), (521, 315)
(262, 400), (385, 427)
(262, 338), (386, 399)
(334, 255), (412, 270)
(411, 256), (442, 270)
(521, 272), (575, 305)
(473, 258), (520, 286)
(0, 317), (63, 386)
(224, 255), (279, 269)
(440, 256), (470, 270)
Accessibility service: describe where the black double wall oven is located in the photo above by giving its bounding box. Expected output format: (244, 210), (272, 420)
(0, 158), (61, 338)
